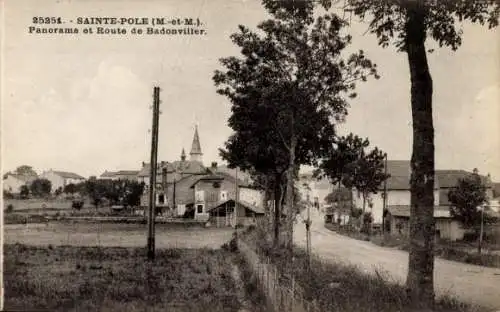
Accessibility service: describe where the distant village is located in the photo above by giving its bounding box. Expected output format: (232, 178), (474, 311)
(3, 125), (500, 241)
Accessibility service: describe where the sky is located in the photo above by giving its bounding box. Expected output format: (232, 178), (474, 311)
(1, 0), (499, 180)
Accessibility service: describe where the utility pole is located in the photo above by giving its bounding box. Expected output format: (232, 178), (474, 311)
(304, 184), (312, 271)
(147, 86), (160, 261)
(234, 168), (238, 229)
(382, 153), (388, 235)
(478, 205), (484, 255)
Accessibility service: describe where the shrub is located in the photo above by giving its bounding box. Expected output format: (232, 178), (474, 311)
(463, 232), (478, 242)
(72, 200), (84, 210)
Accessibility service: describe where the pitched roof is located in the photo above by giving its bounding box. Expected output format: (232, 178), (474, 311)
(435, 170), (492, 189)
(209, 198), (265, 214)
(100, 171), (116, 178)
(381, 160), (440, 190)
(387, 205), (452, 218)
(190, 125), (202, 156)
(211, 165), (252, 185)
(52, 171), (85, 180)
(137, 161), (207, 178)
(189, 172), (250, 189)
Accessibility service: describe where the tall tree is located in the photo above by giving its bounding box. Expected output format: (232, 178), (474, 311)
(351, 147), (389, 214)
(220, 129), (290, 246)
(315, 133), (369, 189)
(315, 0), (500, 306)
(448, 169), (488, 229)
(215, 1), (378, 249)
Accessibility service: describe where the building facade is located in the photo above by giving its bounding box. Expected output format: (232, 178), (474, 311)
(39, 170), (85, 191)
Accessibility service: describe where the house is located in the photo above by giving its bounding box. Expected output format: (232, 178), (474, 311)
(39, 170), (85, 191)
(323, 187), (352, 224)
(435, 169), (494, 206)
(297, 173), (335, 209)
(384, 168), (495, 241)
(189, 172), (264, 225)
(387, 205), (465, 241)
(138, 125), (210, 214)
(353, 160), (440, 225)
(100, 170), (139, 181)
(3, 173), (37, 193)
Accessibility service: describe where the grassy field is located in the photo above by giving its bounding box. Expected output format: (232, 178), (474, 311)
(4, 223), (234, 249)
(4, 244), (242, 312)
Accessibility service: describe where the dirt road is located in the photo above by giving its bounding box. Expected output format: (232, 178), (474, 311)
(294, 208), (500, 310)
(3, 223), (234, 249)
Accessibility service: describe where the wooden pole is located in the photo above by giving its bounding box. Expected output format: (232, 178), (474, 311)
(382, 153), (388, 235)
(234, 168), (238, 229)
(478, 206), (484, 255)
(147, 86), (160, 261)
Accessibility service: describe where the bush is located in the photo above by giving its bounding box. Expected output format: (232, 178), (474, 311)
(72, 200), (84, 210)
(3, 190), (14, 199)
(6, 204), (14, 213)
(463, 232), (478, 242)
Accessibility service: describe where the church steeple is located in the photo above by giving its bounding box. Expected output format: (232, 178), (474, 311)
(190, 125), (203, 162)
(181, 148), (186, 161)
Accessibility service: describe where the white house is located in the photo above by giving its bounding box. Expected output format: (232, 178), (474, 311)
(352, 160), (440, 225)
(39, 170), (85, 191)
(239, 185), (264, 209)
(3, 173), (36, 193)
(297, 173), (335, 209)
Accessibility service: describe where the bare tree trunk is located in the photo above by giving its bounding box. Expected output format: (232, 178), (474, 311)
(285, 133), (297, 251)
(405, 3), (435, 308)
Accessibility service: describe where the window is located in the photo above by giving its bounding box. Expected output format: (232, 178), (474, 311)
(197, 204), (204, 214)
(195, 190), (205, 202)
(158, 194), (165, 204)
(220, 191), (228, 201)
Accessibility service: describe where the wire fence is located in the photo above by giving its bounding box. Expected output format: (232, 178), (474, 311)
(237, 239), (321, 312)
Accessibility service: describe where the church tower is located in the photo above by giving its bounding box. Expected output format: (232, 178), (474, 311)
(189, 125), (203, 162)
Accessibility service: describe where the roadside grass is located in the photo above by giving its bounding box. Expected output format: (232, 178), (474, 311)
(232, 252), (269, 312)
(4, 244), (240, 312)
(241, 227), (488, 312)
(326, 223), (500, 268)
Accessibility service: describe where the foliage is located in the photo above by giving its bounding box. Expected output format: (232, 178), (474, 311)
(315, 133), (369, 187)
(63, 183), (78, 194)
(72, 200), (84, 210)
(20, 185), (30, 199)
(314, 0), (500, 306)
(317, 134), (388, 212)
(351, 146), (389, 211)
(351, 207), (363, 219)
(214, 1), (378, 246)
(54, 187), (63, 196)
(6, 204), (14, 213)
(83, 179), (145, 208)
(14, 165), (37, 177)
(29, 179), (52, 197)
(448, 170), (488, 228)
(335, 0), (500, 52)
(3, 189), (14, 199)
